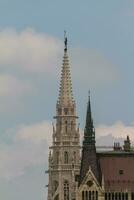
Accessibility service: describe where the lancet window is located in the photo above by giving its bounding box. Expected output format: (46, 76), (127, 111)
(65, 121), (67, 133)
(64, 181), (69, 200)
(64, 151), (69, 164)
(56, 152), (59, 164)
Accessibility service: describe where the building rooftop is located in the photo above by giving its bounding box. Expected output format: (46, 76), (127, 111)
(97, 152), (134, 192)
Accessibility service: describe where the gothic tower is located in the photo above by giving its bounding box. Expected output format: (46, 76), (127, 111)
(48, 35), (80, 200)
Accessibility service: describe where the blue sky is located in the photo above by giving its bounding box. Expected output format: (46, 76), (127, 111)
(1, 1), (134, 200)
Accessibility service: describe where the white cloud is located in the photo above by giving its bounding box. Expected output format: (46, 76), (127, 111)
(0, 28), (62, 73)
(16, 121), (52, 144)
(0, 121), (52, 180)
(0, 74), (34, 97)
(1, 120), (134, 180)
(0, 28), (119, 87)
(71, 48), (120, 87)
(96, 121), (134, 145)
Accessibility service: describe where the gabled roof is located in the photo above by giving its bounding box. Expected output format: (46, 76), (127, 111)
(79, 167), (104, 193)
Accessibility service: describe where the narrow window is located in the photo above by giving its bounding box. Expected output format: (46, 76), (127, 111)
(96, 191), (98, 200)
(112, 193), (114, 200)
(64, 181), (69, 200)
(115, 193), (117, 200)
(89, 191), (91, 200)
(105, 193), (108, 200)
(65, 121), (67, 133)
(82, 191), (84, 200)
(122, 193), (124, 200)
(131, 192), (134, 200)
(56, 152), (59, 164)
(92, 191), (95, 200)
(73, 152), (76, 163)
(53, 181), (58, 192)
(85, 191), (88, 200)
(119, 193), (121, 200)
(64, 152), (69, 164)
(71, 121), (73, 130)
(125, 193), (128, 200)
(108, 193), (111, 200)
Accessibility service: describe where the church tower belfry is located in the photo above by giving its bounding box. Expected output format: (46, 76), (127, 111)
(48, 34), (80, 200)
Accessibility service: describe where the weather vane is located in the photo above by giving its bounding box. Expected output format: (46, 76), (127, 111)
(64, 30), (67, 51)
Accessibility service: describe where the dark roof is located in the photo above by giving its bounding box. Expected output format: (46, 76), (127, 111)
(98, 152), (134, 191)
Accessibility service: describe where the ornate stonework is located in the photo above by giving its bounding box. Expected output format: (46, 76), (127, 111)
(47, 38), (80, 200)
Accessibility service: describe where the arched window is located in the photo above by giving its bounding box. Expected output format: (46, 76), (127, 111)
(64, 181), (69, 200)
(73, 152), (76, 163)
(56, 152), (59, 164)
(53, 180), (58, 192)
(64, 152), (69, 164)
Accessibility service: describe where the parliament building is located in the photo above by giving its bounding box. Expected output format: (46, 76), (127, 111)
(47, 37), (134, 200)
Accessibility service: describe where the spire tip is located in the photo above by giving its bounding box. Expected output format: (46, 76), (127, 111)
(64, 30), (67, 52)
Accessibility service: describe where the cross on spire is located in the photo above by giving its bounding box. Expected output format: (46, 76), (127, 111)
(64, 30), (67, 52)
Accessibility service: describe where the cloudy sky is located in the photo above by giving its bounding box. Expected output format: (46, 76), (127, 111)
(1, 1), (134, 200)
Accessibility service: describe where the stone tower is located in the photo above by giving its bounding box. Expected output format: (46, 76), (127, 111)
(47, 35), (80, 200)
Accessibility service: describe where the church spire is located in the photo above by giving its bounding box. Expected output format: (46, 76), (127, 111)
(79, 92), (100, 185)
(83, 92), (95, 146)
(57, 32), (74, 106)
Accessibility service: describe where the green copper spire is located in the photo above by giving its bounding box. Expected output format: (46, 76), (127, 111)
(83, 92), (95, 146)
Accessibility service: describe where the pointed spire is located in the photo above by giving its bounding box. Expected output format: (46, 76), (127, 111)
(79, 92), (100, 186)
(83, 91), (95, 145)
(57, 32), (74, 106)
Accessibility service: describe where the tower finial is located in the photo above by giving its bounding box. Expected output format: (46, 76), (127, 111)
(83, 91), (95, 145)
(64, 30), (67, 52)
(88, 90), (90, 99)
